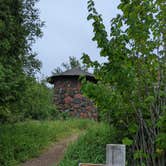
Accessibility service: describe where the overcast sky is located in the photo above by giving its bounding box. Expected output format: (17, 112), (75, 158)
(34, 0), (120, 77)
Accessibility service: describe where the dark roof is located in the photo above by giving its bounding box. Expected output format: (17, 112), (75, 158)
(48, 67), (96, 84)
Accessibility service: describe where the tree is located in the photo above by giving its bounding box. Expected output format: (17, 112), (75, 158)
(82, 0), (166, 165)
(0, 0), (43, 123)
(52, 56), (88, 75)
(20, 77), (56, 120)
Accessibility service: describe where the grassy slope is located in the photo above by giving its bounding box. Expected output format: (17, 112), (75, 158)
(59, 123), (116, 166)
(0, 119), (96, 166)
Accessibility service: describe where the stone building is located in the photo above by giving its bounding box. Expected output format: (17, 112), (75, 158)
(48, 67), (97, 120)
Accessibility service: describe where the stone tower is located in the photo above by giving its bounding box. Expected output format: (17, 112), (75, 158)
(48, 67), (97, 120)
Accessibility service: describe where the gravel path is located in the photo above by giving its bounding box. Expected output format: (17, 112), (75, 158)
(20, 134), (79, 166)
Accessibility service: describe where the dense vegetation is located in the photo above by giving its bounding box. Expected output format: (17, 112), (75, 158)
(0, 0), (55, 123)
(81, 0), (166, 165)
(59, 123), (116, 166)
(0, 119), (96, 166)
(0, 0), (165, 166)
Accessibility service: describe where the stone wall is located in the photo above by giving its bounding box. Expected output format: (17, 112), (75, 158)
(54, 77), (97, 120)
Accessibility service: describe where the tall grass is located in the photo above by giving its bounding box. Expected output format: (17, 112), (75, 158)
(0, 119), (96, 166)
(59, 123), (116, 166)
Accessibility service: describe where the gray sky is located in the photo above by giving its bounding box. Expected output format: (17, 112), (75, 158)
(34, 0), (120, 77)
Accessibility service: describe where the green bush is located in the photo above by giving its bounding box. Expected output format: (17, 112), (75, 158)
(19, 78), (56, 121)
(0, 76), (57, 123)
(0, 119), (95, 166)
(59, 123), (116, 166)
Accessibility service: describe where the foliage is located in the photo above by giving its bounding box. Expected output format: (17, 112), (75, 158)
(0, 0), (43, 123)
(59, 123), (116, 166)
(0, 75), (57, 123)
(19, 77), (57, 121)
(52, 56), (88, 75)
(0, 119), (96, 166)
(81, 0), (166, 165)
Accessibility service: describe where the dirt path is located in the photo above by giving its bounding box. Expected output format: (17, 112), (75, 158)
(20, 134), (79, 166)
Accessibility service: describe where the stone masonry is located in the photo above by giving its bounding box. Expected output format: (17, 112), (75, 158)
(53, 77), (97, 120)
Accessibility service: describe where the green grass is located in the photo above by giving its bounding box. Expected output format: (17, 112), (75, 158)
(59, 123), (116, 166)
(0, 119), (96, 166)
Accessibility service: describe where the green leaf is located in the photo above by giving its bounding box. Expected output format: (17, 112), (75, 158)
(144, 96), (155, 103)
(122, 137), (133, 146)
(128, 123), (138, 134)
(87, 14), (93, 20)
(134, 150), (148, 159)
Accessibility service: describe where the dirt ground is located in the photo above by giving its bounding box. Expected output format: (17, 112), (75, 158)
(20, 134), (79, 166)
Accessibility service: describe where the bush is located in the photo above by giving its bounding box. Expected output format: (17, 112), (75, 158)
(20, 78), (56, 121)
(59, 123), (116, 166)
(0, 76), (57, 123)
